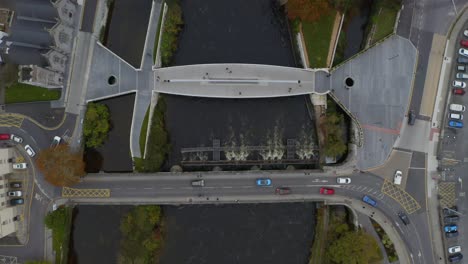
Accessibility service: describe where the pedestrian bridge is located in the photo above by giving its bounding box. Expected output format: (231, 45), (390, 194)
(153, 64), (329, 98)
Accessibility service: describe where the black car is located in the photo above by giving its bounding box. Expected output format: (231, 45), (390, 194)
(445, 215), (460, 223)
(446, 231), (459, 238)
(9, 198), (24, 206)
(458, 56), (468, 64)
(408, 110), (416, 125)
(443, 206), (459, 216)
(398, 212), (410, 225)
(449, 253), (463, 263)
(8, 182), (22, 188)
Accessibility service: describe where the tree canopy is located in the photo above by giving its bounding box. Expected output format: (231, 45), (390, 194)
(324, 99), (347, 157)
(286, 0), (333, 22)
(83, 102), (110, 148)
(36, 145), (85, 187)
(327, 230), (382, 263)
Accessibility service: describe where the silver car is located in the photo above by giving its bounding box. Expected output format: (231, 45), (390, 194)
(453, 80), (466, 88)
(337, 177), (351, 184)
(24, 145), (36, 157)
(448, 245), (461, 254)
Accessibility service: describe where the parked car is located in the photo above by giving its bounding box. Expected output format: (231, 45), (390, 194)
(191, 179), (204, 187)
(394, 170), (403, 185)
(448, 246), (462, 254)
(461, 39), (468, 48)
(453, 88), (465, 95)
(51, 136), (61, 147)
(445, 224), (458, 233)
(456, 73), (468, 79)
(408, 110), (416, 125)
(443, 206), (459, 216)
(275, 187), (291, 195)
(445, 215), (460, 223)
(256, 178), (272, 186)
(362, 195), (377, 207)
(453, 80), (466, 88)
(449, 113), (463, 120)
(398, 212), (410, 225)
(0, 134), (10, 140)
(450, 104), (466, 112)
(457, 56), (468, 64)
(7, 191), (22, 197)
(458, 65), (466, 71)
(12, 163), (27, 170)
(10, 134), (22, 143)
(319, 187), (335, 195)
(446, 231), (459, 238)
(465, 29), (468, 37)
(336, 177), (351, 184)
(448, 253), (463, 262)
(9, 198), (24, 206)
(460, 48), (468, 57)
(24, 145), (35, 157)
(8, 182), (22, 188)
(449, 120), (463, 128)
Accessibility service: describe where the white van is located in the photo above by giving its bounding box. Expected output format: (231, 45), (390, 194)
(450, 104), (466, 112)
(394, 170), (402, 185)
(449, 113), (464, 120)
(456, 73), (468, 79)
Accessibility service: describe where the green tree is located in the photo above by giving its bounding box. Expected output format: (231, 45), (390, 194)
(25, 261), (52, 264)
(83, 102), (110, 148)
(327, 230), (382, 264)
(324, 99), (348, 157)
(161, 0), (184, 66)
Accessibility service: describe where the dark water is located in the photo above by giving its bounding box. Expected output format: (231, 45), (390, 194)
(105, 0), (152, 68)
(69, 206), (132, 264)
(160, 203), (316, 264)
(84, 94), (135, 173)
(343, 0), (372, 60)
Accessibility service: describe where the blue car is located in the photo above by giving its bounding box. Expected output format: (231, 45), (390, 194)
(445, 224), (458, 233)
(449, 120), (463, 128)
(256, 178), (272, 186)
(362, 195), (377, 207)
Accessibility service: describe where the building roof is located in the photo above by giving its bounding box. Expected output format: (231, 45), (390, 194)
(43, 49), (67, 73)
(48, 22), (73, 54)
(52, 0), (77, 26)
(18, 65), (63, 88)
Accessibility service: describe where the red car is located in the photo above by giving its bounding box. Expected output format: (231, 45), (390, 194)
(0, 134), (10, 140)
(453, 88), (465, 95)
(461, 39), (468, 48)
(275, 187), (291, 195)
(320, 187), (335, 195)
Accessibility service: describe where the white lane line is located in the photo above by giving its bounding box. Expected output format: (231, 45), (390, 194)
(242, 186), (253, 188)
(143, 187), (153, 190)
(222, 186), (233, 189)
(114, 187), (121, 190)
(127, 187), (136, 190)
(162, 187), (173, 190)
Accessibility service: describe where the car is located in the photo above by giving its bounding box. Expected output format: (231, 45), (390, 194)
(51, 136), (61, 147)
(8, 182), (22, 188)
(458, 56), (468, 64)
(408, 110), (416, 125)
(191, 179), (204, 187)
(12, 163), (27, 170)
(0, 133), (10, 140)
(443, 206), (459, 216)
(362, 195), (377, 207)
(256, 178), (272, 186)
(458, 65), (466, 71)
(453, 80), (466, 88)
(449, 253), (463, 262)
(9, 198), (24, 206)
(446, 231), (459, 238)
(7, 191), (22, 197)
(453, 88), (465, 95)
(462, 40), (468, 48)
(465, 29), (468, 37)
(456, 73), (468, 79)
(336, 177), (351, 184)
(319, 187), (335, 195)
(449, 120), (463, 128)
(450, 104), (466, 112)
(445, 224), (458, 233)
(10, 134), (23, 143)
(394, 170), (402, 185)
(459, 48), (468, 57)
(24, 145), (35, 157)
(445, 215), (460, 223)
(449, 113), (463, 120)
(448, 246), (462, 254)
(275, 187), (291, 195)
(398, 212), (410, 225)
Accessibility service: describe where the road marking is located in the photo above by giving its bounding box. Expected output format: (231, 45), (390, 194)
(222, 186), (233, 189)
(143, 187), (153, 190)
(242, 186), (253, 188)
(162, 187), (173, 190)
(127, 187), (136, 190)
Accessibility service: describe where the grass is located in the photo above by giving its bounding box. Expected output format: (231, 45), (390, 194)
(301, 10), (337, 68)
(5, 82), (60, 104)
(139, 106), (150, 156)
(308, 206), (327, 264)
(368, 0), (401, 44)
(160, 0), (183, 67)
(152, 3), (165, 63)
(44, 206), (73, 264)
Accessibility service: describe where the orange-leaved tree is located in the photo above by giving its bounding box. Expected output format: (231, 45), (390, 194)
(36, 144), (85, 187)
(286, 0), (333, 23)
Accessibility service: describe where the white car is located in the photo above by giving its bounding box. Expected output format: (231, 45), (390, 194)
(453, 80), (466, 88)
(51, 136), (61, 147)
(7, 191), (22, 197)
(459, 48), (468, 57)
(337, 177), (351, 184)
(10, 134), (23, 143)
(464, 29), (468, 37)
(394, 170), (403, 185)
(12, 163), (27, 170)
(24, 145), (35, 157)
(448, 245), (461, 254)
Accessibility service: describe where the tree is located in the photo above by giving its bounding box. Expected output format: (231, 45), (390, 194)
(286, 0), (333, 22)
(328, 0), (352, 12)
(327, 230), (382, 264)
(83, 102), (110, 148)
(36, 145), (85, 187)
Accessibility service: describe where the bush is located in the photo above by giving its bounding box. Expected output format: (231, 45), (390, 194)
(83, 102), (111, 148)
(160, 0), (184, 66)
(324, 99), (347, 157)
(44, 207), (73, 264)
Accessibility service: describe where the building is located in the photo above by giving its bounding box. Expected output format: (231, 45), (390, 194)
(0, 148), (18, 239)
(52, 0), (77, 27)
(48, 22), (74, 54)
(18, 64), (63, 88)
(43, 49), (67, 73)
